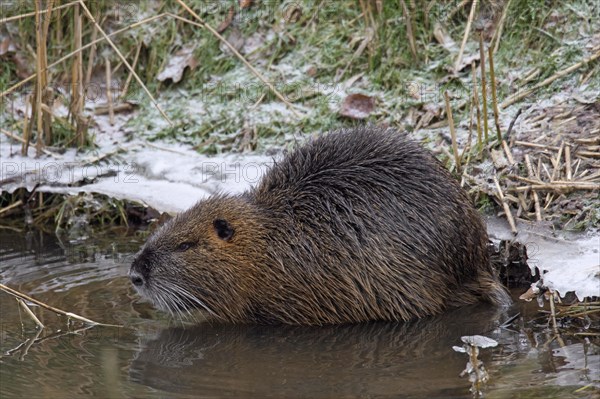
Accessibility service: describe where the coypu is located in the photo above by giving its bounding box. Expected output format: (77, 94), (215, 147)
(129, 127), (511, 325)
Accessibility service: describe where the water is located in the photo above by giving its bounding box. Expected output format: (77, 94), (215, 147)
(0, 230), (598, 399)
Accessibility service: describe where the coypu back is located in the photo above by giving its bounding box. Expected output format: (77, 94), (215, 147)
(130, 127), (511, 325)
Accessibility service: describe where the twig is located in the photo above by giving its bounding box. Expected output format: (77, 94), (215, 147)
(77, 1), (172, 125)
(1, 14), (167, 100)
(505, 108), (522, 139)
(171, 4), (301, 118)
(471, 62), (482, 148)
(514, 141), (560, 151)
(525, 154), (542, 221)
(1, 128), (61, 158)
(400, 0), (417, 60)
(120, 41), (143, 100)
(510, 181), (600, 192)
(17, 298), (45, 329)
(501, 47), (600, 109)
(488, 46), (502, 142)
(501, 140), (515, 164)
(494, 175), (517, 234)
(0, 283), (119, 327)
(0, 200), (23, 216)
(444, 91), (461, 174)
(105, 56), (115, 126)
(492, 0), (512, 54)
(478, 31), (489, 141)
(0, 1), (77, 24)
(550, 142), (564, 182)
(564, 145), (572, 181)
(454, 0), (478, 71)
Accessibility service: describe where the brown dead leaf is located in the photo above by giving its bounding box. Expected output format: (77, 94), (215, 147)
(156, 47), (198, 83)
(519, 287), (537, 302)
(0, 37), (16, 56)
(339, 93), (376, 119)
(239, 0), (253, 9)
(433, 22), (456, 52)
(216, 6), (235, 33)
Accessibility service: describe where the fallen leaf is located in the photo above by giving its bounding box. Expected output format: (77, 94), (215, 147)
(433, 22), (456, 52)
(216, 6), (234, 33)
(339, 93), (376, 119)
(156, 47), (198, 83)
(0, 37), (16, 56)
(239, 0), (253, 9)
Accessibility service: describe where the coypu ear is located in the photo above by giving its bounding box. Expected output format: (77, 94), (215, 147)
(213, 219), (234, 241)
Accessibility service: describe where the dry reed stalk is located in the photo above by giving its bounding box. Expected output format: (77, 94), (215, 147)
(400, 0), (417, 60)
(84, 23), (99, 91)
(172, 2), (301, 117)
(1, 14), (168, 100)
(72, 2), (85, 147)
(488, 46), (502, 142)
(0, 283), (119, 327)
(120, 41), (143, 100)
(501, 48), (600, 109)
(0, 200), (23, 216)
(491, 0), (512, 54)
(446, 0), (470, 21)
(77, 1), (172, 125)
(17, 298), (45, 329)
(493, 175), (517, 234)
(525, 154), (542, 221)
(454, 0), (478, 71)
(444, 91), (462, 174)
(505, 108), (522, 138)
(511, 181), (600, 192)
(471, 62), (482, 147)
(564, 145), (573, 180)
(577, 151), (600, 158)
(105, 56), (115, 125)
(2, 128), (60, 157)
(514, 141), (560, 151)
(550, 142), (564, 181)
(478, 31), (489, 141)
(501, 140), (514, 164)
(34, 1), (47, 156)
(0, 1), (77, 24)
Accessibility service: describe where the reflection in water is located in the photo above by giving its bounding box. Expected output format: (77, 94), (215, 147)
(1, 229), (598, 399)
(130, 305), (506, 398)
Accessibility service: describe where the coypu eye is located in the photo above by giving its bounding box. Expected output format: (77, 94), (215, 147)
(213, 219), (234, 241)
(177, 242), (196, 251)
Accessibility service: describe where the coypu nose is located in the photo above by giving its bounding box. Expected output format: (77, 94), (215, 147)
(129, 270), (145, 287)
(130, 253), (150, 287)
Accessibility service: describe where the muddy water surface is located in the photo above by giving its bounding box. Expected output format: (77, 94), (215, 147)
(0, 230), (598, 398)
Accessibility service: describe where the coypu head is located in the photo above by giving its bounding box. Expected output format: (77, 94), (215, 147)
(129, 195), (264, 321)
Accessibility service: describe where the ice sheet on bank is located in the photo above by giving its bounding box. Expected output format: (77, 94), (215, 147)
(0, 139), (274, 214)
(487, 217), (600, 301)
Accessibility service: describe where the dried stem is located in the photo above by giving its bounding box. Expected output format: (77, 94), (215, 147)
(454, 0), (478, 71)
(1, 14), (167, 100)
(494, 175), (517, 234)
(400, 0), (417, 60)
(471, 62), (482, 148)
(78, 0), (173, 125)
(478, 31), (489, 142)
(172, 3), (301, 118)
(492, 0), (512, 54)
(488, 46), (502, 142)
(525, 154), (542, 221)
(501, 48), (600, 109)
(0, 283), (119, 327)
(444, 91), (461, 174)
(17, 298), (45, 329)
(565, 145), (572, 181)
(105, 56), (115, 126)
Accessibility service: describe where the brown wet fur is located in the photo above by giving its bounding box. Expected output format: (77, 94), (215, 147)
(130, 127), (511, 325)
